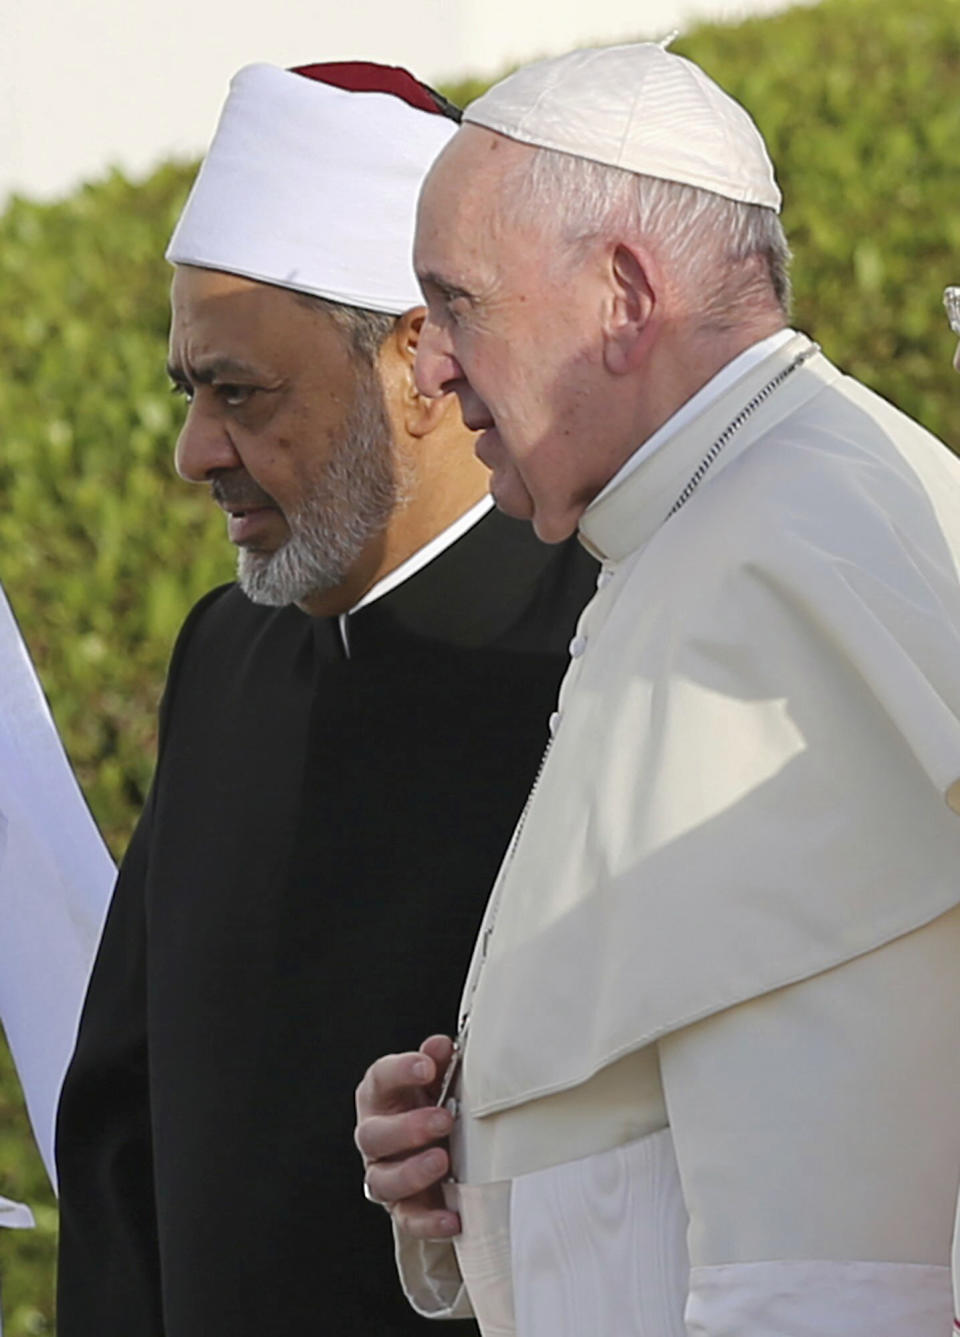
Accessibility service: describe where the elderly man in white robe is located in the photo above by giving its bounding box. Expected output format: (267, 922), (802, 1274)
(355, 42), (960, 1337)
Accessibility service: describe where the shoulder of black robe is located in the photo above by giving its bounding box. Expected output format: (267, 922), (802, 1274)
(57, 511), (597, 1337)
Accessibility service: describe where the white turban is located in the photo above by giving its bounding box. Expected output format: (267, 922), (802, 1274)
(167, 62), (458, 314)
(464, 42), (781, 212)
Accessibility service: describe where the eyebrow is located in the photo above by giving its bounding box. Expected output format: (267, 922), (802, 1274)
(417, 271), (474, 303)
(165, 355), (265, 385)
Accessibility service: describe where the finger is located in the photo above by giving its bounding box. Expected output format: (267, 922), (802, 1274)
(418, 1034), (456, 1103)
(355, 1104), (453, 1163)
(419, 1034), (455, 1063)
(365, 1180), (461, 1240)
(356, 1049), (441, 1120)
(393, 1197), (461, 1240)
(365, 1144), (450, 1206)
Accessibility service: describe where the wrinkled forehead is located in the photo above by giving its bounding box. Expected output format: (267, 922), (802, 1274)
(435, 124), (524, 193)
(170, 263), (327, 324)
(168, 263), (336, 373)
(415, 126), (526, 266)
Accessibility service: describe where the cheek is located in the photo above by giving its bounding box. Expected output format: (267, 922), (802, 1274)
(454, 328), (511, 388)
(230, 430), (295, 492)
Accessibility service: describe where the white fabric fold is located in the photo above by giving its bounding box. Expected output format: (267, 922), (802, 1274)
(0, 583), (114, 1191)
(511, 1129), (689, 1337)
(449, 1180), (514, 1334)
(685, 1260), (952, 1336)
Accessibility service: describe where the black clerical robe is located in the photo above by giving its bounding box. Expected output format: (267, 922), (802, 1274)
(55, 509), (596, 1337)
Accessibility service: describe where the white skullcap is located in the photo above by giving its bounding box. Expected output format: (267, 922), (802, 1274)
(167, 62), (458, 314)
(464, 42), (781, 212)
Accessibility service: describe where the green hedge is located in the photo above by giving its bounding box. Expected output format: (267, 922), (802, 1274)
(0, 161), (233, 858)
(1, 0), (958, 1329)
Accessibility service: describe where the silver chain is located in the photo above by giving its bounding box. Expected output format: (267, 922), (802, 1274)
(667, 343), (820, 519)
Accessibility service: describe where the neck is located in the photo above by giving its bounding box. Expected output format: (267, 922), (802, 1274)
(628, 312), (787, 457)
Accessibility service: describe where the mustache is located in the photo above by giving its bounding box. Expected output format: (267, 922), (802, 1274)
(211, 473), (276, 511)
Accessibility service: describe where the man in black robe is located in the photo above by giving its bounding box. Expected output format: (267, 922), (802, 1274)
(55, 60), (596, 1336)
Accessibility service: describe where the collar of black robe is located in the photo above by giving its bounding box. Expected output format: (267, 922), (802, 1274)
(341, 506), (591, 656)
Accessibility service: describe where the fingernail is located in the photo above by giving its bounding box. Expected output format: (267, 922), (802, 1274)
(429, 1111), (450, 1135)
(413, 1058), (431, 1080)
(424, 1149), (445, 1174)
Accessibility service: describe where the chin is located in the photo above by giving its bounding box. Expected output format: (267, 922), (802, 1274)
(489, 473), (535, 524)
(531, 507), (581, 545)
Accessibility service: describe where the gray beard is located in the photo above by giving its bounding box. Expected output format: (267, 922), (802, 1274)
(238, 371), (403, 607)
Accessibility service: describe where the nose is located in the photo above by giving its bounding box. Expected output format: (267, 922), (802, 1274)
(414, 316), (464, 400)
(174, 400), (242, 483)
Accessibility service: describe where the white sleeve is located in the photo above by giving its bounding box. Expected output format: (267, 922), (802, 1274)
(393, 1228), (473, 1320)
(658, 903), (960, 1337)
(0, 1195), (34, 1230)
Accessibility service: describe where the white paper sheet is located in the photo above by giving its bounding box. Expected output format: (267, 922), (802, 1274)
(0, 582), (114, 1204)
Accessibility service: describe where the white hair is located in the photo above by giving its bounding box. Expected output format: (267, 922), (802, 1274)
(295, 292), (398, 364)
(507, 146), (792, 323)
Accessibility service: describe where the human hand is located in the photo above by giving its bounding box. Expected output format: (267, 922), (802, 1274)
(355, 1033), (460, 1239)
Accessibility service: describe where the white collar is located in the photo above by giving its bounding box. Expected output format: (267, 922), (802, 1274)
(590, 328), (796, 509)
(578, 332), (827, 564)
(348, 493), (494, 614)
(337, 494), (495, 652)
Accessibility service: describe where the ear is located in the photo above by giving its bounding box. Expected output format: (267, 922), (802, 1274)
(602, 243), (658, 377)
(381, 306), (451, 439)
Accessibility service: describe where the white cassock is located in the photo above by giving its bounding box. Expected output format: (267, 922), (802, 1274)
(0, 583), (113, 1229)
(395, 332), (960, 1335)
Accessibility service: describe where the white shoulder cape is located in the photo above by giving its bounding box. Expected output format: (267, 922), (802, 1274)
(459, 336), (960, 1132)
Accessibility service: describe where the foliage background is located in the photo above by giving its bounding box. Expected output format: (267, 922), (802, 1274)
(1, 0), (959, 1329)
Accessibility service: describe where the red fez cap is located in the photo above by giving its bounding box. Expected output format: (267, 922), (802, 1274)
(290, 60), (456, 118)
